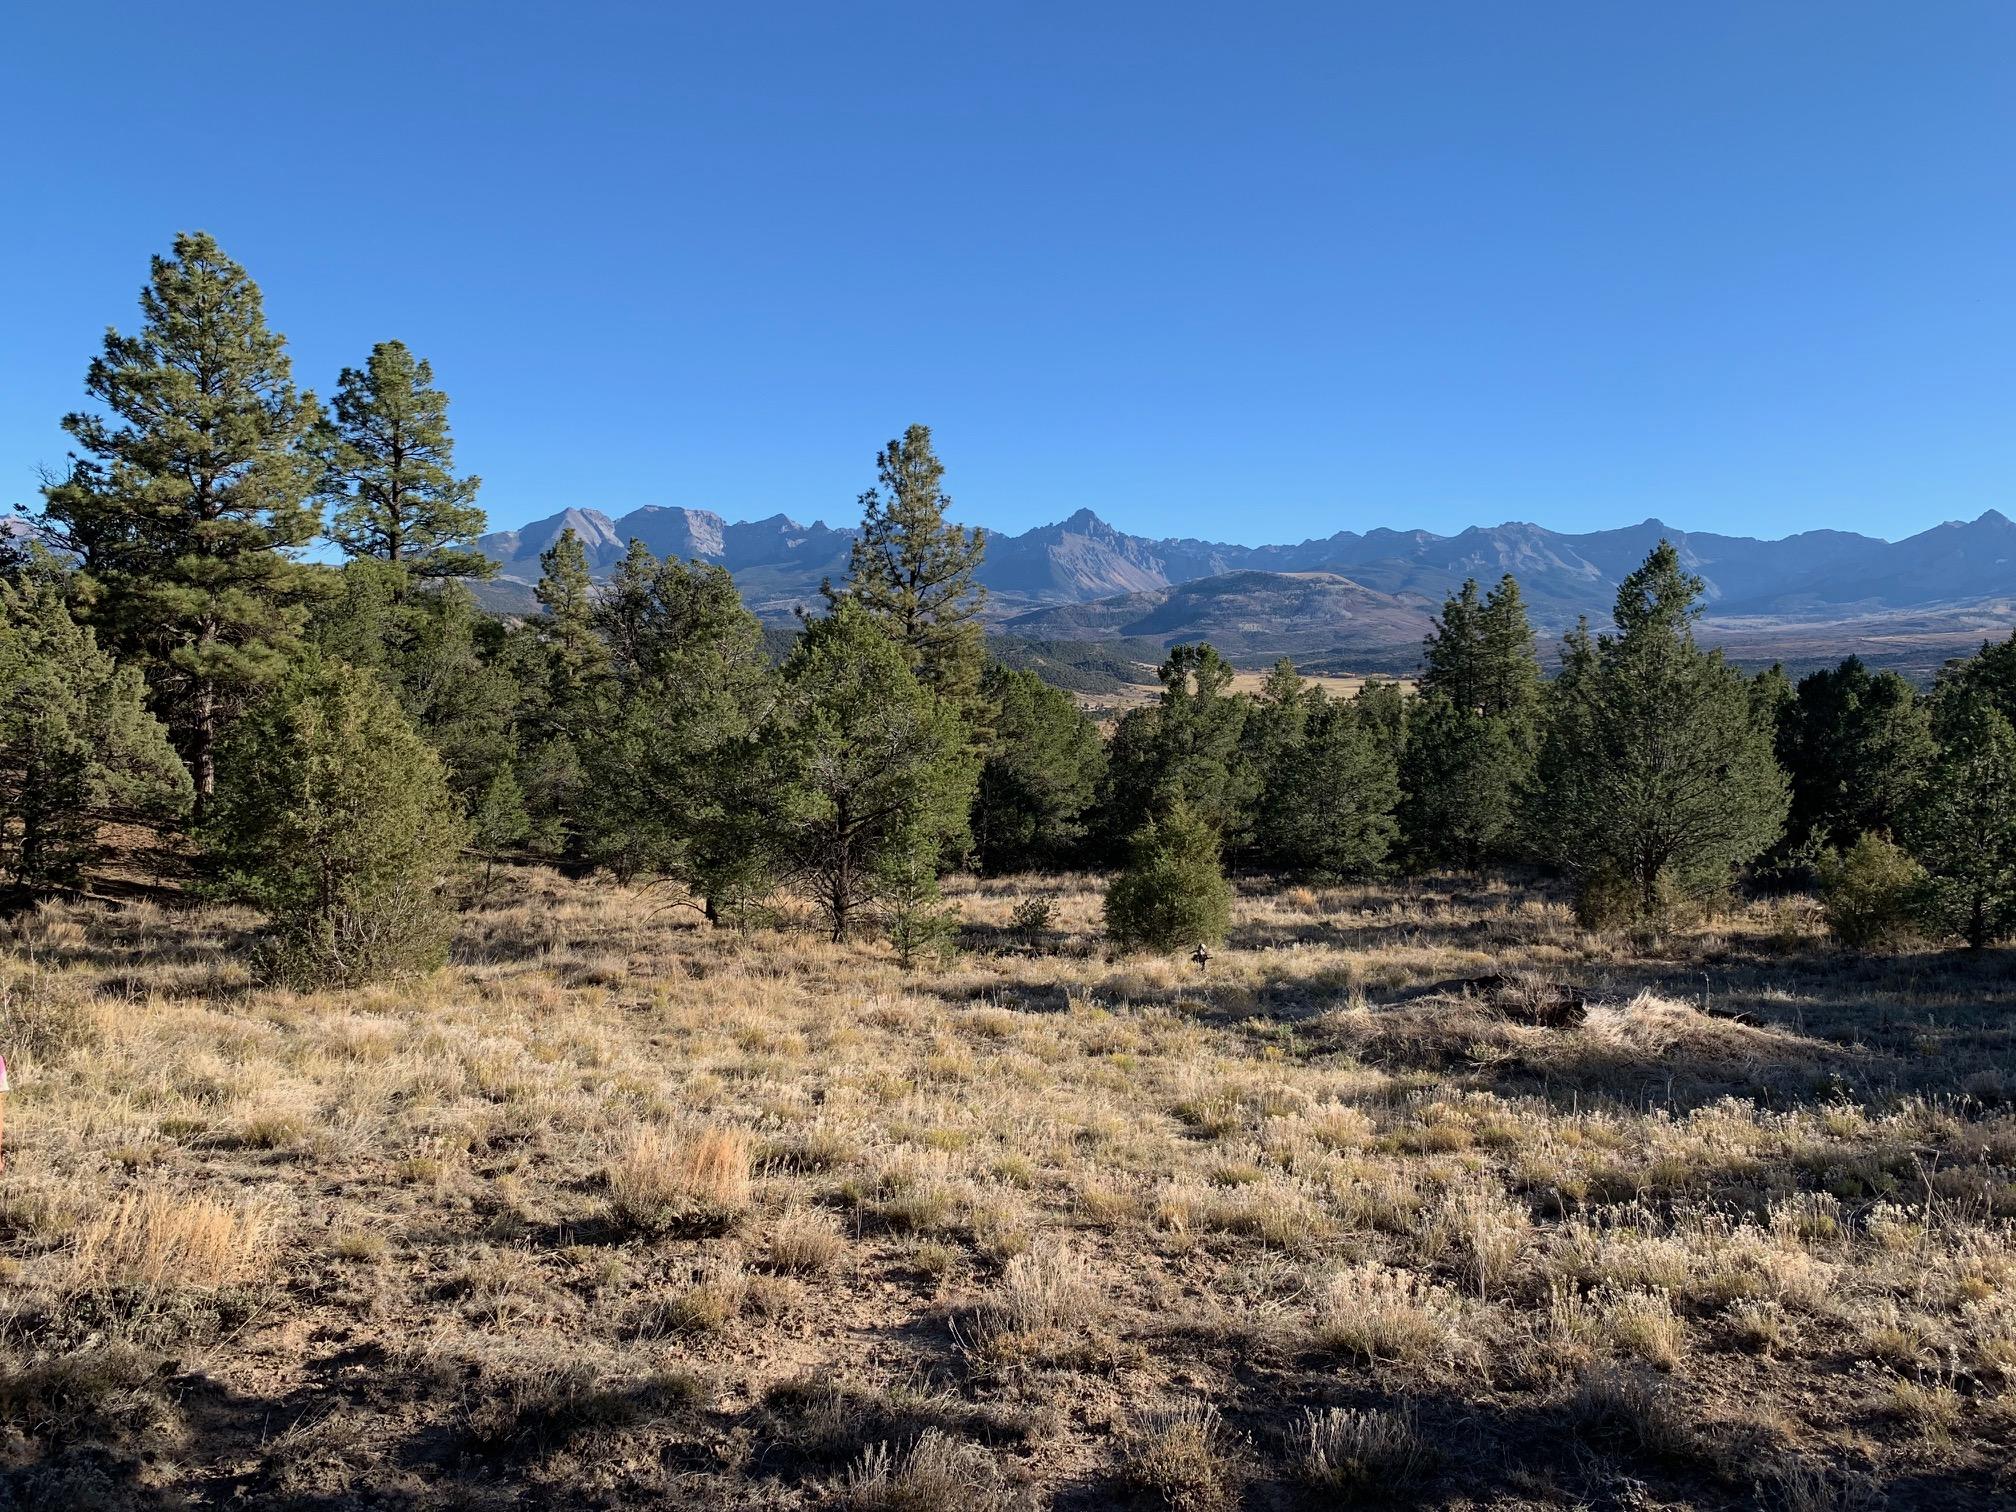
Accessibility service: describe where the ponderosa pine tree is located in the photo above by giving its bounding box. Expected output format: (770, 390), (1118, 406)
(394, 586), (525, 801)
(580, 548), (776, 918)
(1526, 543), (1787, 924)
(519, 526), (609, 855)
(203, 658), (468, 986)
(1398, 693), (1519, 872)
(824, 425), (988, 721)
(770, 601), (976, 941)
(1352, 679), (1410, 768)
(536, 527), (601, 687)
(1750, 663), (1795, 740)
(1098, 643), (1253, 851)
(0, 567), (191, 906)
(1103, 798), (1232, 954)
(40, 232), (322, 814)
(595, 539), (663, 685)
(1400, 575), (1542, 870)
(307, 561), (525, 812)
(318, 340), (491, 584)
(970, 664), (1106, 873)
(1902, 693), (2016, 950)
(1254, 694), (1398, 878)
(1421, 575), (1542, 726)
(308, 557), (404, 671)
(1236, 659), (1315, 859)
(1776, 657), (1932, 855)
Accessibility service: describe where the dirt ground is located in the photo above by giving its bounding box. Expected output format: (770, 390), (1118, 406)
(1, 872), (2012, 1509)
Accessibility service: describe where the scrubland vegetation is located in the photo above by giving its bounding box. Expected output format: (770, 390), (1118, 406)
(6, 232), (2016, 1507)
(4, 874), (2015, 1507)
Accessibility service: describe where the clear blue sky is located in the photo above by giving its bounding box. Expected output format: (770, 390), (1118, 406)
(5, 2), (2013, 546)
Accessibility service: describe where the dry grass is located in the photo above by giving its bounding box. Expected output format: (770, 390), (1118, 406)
(1295, 1403), (1435, 1495)
(1117, 1399), (1238, 1511)
(605, 1125), (753, 1233)
(843, 1427), (1021, 1511)
(1, 868), (2012, 1506)
(70, 1188), (271, 1291)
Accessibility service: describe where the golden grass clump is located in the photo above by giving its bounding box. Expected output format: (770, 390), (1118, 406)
(969, 1241), (1102, 1360)
(606, 1125), (752, 1233)
(763, 1208), (848, 1275)
(1311, 1264), (1464, 1367)
(71, 1188), (271, 1291)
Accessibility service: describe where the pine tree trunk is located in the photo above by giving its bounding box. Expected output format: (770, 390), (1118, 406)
(191, 676), (217, 820)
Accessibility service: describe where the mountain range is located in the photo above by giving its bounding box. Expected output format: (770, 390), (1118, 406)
(472, 505), (2016, 677)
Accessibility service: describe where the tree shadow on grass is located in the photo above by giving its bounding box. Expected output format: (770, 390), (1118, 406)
(11, 1307), (2007, 1512)
(1588, 942), (2016, 1100)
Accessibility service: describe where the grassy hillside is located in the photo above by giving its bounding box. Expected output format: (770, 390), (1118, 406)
(3, 873), (2012, 1507)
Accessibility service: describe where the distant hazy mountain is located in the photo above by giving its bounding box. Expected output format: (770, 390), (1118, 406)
(472, 503), (2016, 669)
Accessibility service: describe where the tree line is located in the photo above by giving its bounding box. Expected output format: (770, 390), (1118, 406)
(5, 232), (2016, 982)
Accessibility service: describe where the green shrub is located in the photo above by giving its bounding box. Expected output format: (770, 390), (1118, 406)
(1103, 801), (1231, 955)
(881, 844), (960, 970)
(1816, 832), (1926, 950)
(1009, 895), (1055, 943)
(203, 659), (469, 988)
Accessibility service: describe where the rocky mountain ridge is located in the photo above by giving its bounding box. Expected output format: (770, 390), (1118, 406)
(473, 503), (2015, 635)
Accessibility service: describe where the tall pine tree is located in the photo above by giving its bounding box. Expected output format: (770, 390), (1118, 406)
(1934, 628), (2016, 728)
(1400, 575), (1542, 870)
(825, 425), (988, 720)
(769, 602), (976, 941)
(41, 232), (322, 813)
(580, 548), (776, 918)
(318, 340), (491, 584)
(1098, 643), (1253, 850)
(970, 665), (1106, 874)
(1420, 575), (1541, 726)
(1254, 694), (1399, 879)
(518, 527), (610, 856)
(1776, 656), (1932, 855)
(1526, 544), (1787, 924)
(1903, 694), (2016, 950)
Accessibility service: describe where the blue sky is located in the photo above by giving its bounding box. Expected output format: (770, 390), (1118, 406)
(4, 2), (2013, 546)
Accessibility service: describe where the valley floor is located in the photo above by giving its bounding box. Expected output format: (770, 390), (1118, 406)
(2, 874), (2013, 1509)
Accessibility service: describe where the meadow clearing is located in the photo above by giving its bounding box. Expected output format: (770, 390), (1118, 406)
(1073, 672), (1394, 723)
(1, 871), (2012, 1509)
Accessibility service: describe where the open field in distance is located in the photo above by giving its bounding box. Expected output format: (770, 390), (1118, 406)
(1075, 671), (1403, 720)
